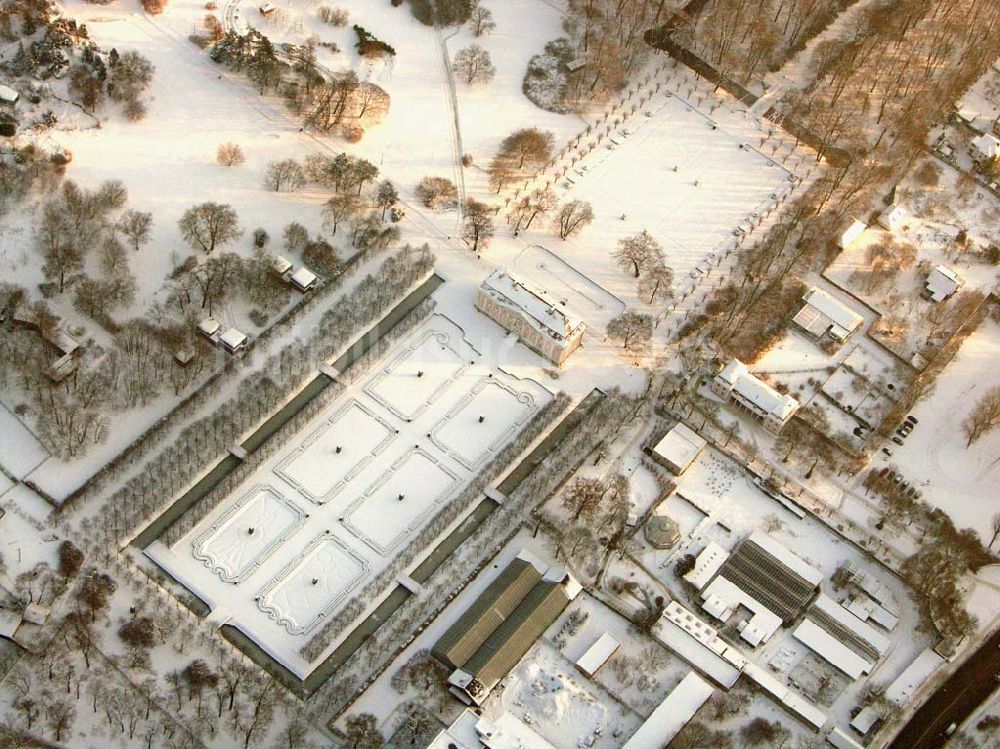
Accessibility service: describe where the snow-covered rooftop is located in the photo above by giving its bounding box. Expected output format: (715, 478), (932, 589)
(747, 531), (823, 586)
(884, 648), (944, 705)
(197, 317), (221, 336)
(290, 266), (317, 290)
(827, 727), (865, 749)
(716, 360), (799, 422)
(652, 423), (706, 472)
(972, 132), (1000, 159)
(700, 576), (783, 647)
(271, 255), (292, 275)
(621, 672), (713, 749)
(427, 709), (557, 749)
(924, 265), (962, 302)
(684, 541), (729, 590)
(839, 219), (867, 249)
(794, 287), (864, 340)
(575, 632), (620, 677)
(878, 203), (906, 231)
(219, 327), (247, 350)
(480, 269), (584, 342)
(793, 621), (871, 680)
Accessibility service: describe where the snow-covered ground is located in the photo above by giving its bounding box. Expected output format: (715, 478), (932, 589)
(0, 403), (49, 481)
(146, 314), (552, 677)
(878, 314), (1000, 543)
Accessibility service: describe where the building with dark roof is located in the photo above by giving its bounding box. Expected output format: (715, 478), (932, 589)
(433, 553), (580, 705)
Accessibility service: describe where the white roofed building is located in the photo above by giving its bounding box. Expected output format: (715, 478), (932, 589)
(197, 317), (221, 338)
(711, 359), (799, 433)
(694, 533), (822, 648)
(923, 265), (962, 302)
(290, 266), (317, 292)
(218, 327), (248, 354)
(475, 269), (585, 366)
(575, 633), (620, 677)
(792, 594), (891, 680)
(884, 648), (944, 705)
(839, 219), (867, 249)
(271, 255), (292, 277)
(972, 132), (1000, 160)
(0, 85), (18, 106)
(427, 709), (557, 749)
(621, 672), (714, 749)
(650, 422), (706, 474)
(877, 203), (906, 232)
(792, 287), (864, 343)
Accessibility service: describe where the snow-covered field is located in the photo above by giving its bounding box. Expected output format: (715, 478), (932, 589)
(145, 314), (552, 676)
(0, 403), (49, 481)
(878, 315), (1000, 543)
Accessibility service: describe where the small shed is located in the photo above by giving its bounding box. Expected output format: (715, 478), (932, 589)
(290, 266), (317, 292)
(197, 317), (221, 338)
(826, 727), (865, 749)
(923, 265), (962, 302)
(174, 347), (196, 367)
(877, 203), (906, 232)
(219, 327), (248, 354)
(971, 132), (1000, 160)
(259, 1), (275, 14)
(651, 423), (706, 475)
(271, 255), (293, 277)
(45, 352), (77, 383)
(839, 219), (867, 249)
(22, 602), (50, 626)
(575, 633), (620, 677)
(0, 85), (19, 106)
(849, 706), (880, 736)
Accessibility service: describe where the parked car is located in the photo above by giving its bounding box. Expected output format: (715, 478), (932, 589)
(906, 415), (919, 424)
(896, 428), (908, 437)
(893, 436), (904, 445)
(882, 448), (893, 457)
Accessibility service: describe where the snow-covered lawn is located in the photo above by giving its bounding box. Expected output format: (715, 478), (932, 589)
(430, 378), (538, 469)
(496, 640), (642, 749)
(0, 402), (49, 480)
(878, 315), (1000, 543)
(145, 314), (552, 677)
(275, 400), (396, 503)
(539, 87), (798, 311)
(364, 329), (471, 420)
(192, 484), (306, 582)
(342, 449), (461, 554)
(257, 533), (369, 636)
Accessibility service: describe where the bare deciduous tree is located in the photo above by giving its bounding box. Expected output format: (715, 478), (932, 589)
(607, 311), (653, 350)
(613, 230), (663, 278)
(462, 198), (494, 252)
(178, 202), (242, 254)
(117, 209), (153, 252)
(470, 5), (496, 36)
(555, 199), (594, 239)
(217, 142), (245, 167)
(963, 385), (1000, 447)
(499, 127), (555, 170)
(264, 159), (306, 192)
(561, 476), (605, 522)
(453, 44), (495, 85)
(323, 194), (361, 235)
